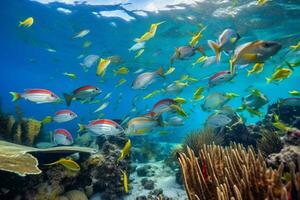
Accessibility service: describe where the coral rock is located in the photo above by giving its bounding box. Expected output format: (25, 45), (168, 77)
(65, 190), (88, 200)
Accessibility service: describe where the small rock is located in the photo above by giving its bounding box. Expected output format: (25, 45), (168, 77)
(136, 196), (147, 200)
(136, 165), (151, 177)
(141, 178), (155, 190)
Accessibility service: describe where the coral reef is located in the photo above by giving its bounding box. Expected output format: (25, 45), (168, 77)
(177, 144), (300, 200)
(0, 140), (96, 176)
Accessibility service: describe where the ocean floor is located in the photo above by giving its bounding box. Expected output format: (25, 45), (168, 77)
(124, 161), (187, 200)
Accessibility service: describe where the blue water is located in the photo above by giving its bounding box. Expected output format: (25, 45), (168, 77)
(0, 0), (300, 143)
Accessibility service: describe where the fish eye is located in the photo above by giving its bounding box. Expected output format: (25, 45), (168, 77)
(262, 42), (272, 48)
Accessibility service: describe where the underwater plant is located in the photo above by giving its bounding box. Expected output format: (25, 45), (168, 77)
(257, 129), (283, 157)
(177, 144), (300, 200)
(182, 128), (224, 156)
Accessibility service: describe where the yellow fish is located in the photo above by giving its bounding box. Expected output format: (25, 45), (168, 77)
(170, 104), (188, 117)
(290, 41), (300, 51)
(180, 75), (198, 83)
(19, 17), (34, 27)
(257, 0), (268, 6)
(247, 63), (264, 76)
(121, 170), (129, 193)
(266, 68), (292, 83)
(225, 92), (239, 99)
(63, 72), (77, 79)
(135, 49), (144, 59)
(189, 26), (207, 47)
(136, 21), (165, 43)
(96, 58), (111, 77)
(115, 78), (127, 88)
(246, 108), (262, 117)
(174, 97), (186, 104)
(143, 90), (161, 100)
(113, 66), (129, 76)
(289, 90), (300, 96)
(272, 114), (293, 131)
(118, 139), (131, 162)
(44, 158), (80, 171)
(193, 86), (205, 100)
(42, 116), (53, 124)
(192, 56), (208, 66)
(164, 67), (175, 76)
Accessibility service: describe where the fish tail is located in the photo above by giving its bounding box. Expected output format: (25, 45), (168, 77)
(9, 92), (21, 102)
(156, 66), (165, 78)
(77, 124), (85, 132)
(157, 115), (164, 127)
(285, 61), (294, 71)
(247, 70), (252, 76)
(265, 77), (272, 84)
(229, 59), (235, 74)
(63, 93), (73, 106)
(44, 160), (59, 166)
(18, 21), (23, 27)
(208, 40), (220, 62)
(41, 116), (53, 124)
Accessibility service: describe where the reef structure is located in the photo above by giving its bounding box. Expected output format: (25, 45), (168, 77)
(177, 144), (300, 200)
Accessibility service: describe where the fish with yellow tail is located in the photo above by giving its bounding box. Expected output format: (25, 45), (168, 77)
(193, 86), (205, 101)
(96, 58), (111, 77)
(118, 139), (131, 162)
(189, 26), (207, 47)
(208, 29), (240, 62)
(192, 56), (207, 66)
(174, 97), (186, 104)
(19, 17), (34, 27)
(132, 66), (164, 90)
(135, 21), (165, 43)
(63, 72), (77, 79)
(229, 40), (281, 74)
(44, 158), (80, 171)
(266, 68), (292, 84)
(120, 170), (129, 193)
(247, 63), (264, 76)
(164, 66), (175, 76)
(170, 45), (205, 66)
(125, 116), (164, 135)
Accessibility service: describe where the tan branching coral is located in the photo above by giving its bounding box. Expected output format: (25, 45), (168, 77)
(25, 118), (42, 146)
(177, 144), (299, 200)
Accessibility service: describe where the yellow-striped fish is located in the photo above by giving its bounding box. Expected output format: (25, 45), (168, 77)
(143, 90), (161, 100)
(118, 139), (131, 162)
(115, 78), (127, 88)
(247, 63), (264, 76)
(44, 158), (80, 171)
(192, 56), (208, 66)
(121, 170), (129, 193)
(63, 72), (77, 79)
(135, 49), (144, 59)
(164, 67), (175, 76)
(290, 41), (300, 51)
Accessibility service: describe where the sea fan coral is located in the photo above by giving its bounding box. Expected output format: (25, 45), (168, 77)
(177, 144), (300, 200)
(182, 128), (224, 156)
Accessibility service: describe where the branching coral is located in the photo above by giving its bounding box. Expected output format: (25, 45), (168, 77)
(177, 144), (300, 200)
(182, 128), (224, 156)
(257, 129), (283, 157)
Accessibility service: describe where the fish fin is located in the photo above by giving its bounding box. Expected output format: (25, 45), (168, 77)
(229, 59), (235, 74)
(175, 48), (181, 58)
(285, 61), (294, 71)
(243, 53), (257, 61)
(44, 160), (59, 166)
(63, 93), (73, 106)
(265, 77), (272, 84)
(9, 92), (21, 102)
(77, 124), (85, 132)
(208, 40), (221, 62)
(230, 37), (237, 43)
(156, 66), (165, 78)
(196, 45), (206, 56)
